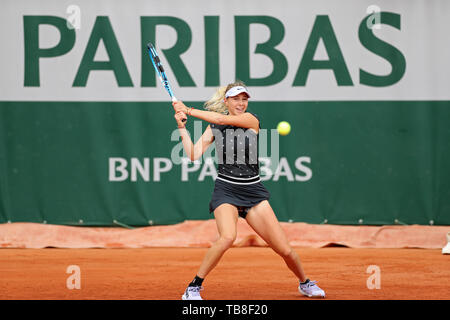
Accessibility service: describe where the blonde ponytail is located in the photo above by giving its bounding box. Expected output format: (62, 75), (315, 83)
(203, 80), (247, 114)
(203, 86), (228, 114)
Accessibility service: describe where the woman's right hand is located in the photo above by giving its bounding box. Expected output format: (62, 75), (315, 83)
(174, 111), (187, 128)
(172, 100), (189, 114)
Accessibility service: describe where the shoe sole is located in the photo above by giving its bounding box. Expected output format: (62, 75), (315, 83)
(299, 288), (325, 298)
(182, 294), (202, 300)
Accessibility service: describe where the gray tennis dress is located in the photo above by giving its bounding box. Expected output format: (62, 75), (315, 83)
(208, 112), (270, 218)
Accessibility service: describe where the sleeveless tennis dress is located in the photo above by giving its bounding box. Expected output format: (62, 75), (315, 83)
(209, 112), (270, 218)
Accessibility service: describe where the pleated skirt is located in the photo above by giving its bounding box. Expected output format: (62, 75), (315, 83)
(209, 178), (270, 218)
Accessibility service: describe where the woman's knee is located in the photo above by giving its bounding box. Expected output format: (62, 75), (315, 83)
(276, 246), (294, 259)
(217, 235), (236, 250)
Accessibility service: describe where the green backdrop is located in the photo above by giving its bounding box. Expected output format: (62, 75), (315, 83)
(1, 100), (449, 226)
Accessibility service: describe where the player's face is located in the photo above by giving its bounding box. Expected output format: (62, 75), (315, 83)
(225, 92), (249, 115)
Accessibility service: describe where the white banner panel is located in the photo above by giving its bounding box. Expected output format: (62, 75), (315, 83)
(0, 0), (449, 101)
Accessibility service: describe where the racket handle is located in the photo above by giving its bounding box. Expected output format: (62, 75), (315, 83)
(171, 96), (185, 122)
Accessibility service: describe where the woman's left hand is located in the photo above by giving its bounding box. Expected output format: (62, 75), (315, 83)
(172, 100), (189, 114)
(174, 111), (187, 127)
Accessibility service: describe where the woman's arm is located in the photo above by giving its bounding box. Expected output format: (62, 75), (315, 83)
(174, 112), (215, 161)
(173, 101), (259, 132)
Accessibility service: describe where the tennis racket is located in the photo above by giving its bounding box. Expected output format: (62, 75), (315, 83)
(147, 42), (178, 101)
(147, 42), (185, 122)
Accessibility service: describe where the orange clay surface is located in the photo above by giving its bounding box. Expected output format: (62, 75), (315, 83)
(0, 247), (448, 300)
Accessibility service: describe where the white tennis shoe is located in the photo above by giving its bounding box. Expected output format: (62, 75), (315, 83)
(182, 286), (203, 300)
(298, 279), (326, 298)
(443, 232), (450, 254)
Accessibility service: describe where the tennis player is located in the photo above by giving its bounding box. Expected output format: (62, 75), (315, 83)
(173, 81), (325, 300)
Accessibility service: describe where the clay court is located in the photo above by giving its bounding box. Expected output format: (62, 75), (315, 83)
(1, 222), (448, 300)
(0, 248), (448, 300)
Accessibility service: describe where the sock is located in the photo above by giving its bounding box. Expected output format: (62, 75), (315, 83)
(300, 279), (310, 285)
(189, 275), (204, 287)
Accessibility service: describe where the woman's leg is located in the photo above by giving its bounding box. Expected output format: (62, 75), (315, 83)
(196, 203), (239, 278)
(245, 200), (307, 282)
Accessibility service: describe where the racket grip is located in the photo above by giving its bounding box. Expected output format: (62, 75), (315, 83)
(172, 96), (185, 122)
(173, 96), (184, 123)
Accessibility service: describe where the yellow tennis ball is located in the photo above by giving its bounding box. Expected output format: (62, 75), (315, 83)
(277, 121), (291, 136)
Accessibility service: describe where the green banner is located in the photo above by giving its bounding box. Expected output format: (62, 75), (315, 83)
(1, 100), (449, 226)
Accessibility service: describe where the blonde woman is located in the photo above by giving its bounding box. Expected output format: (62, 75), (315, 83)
(173, 81), (325, 300)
